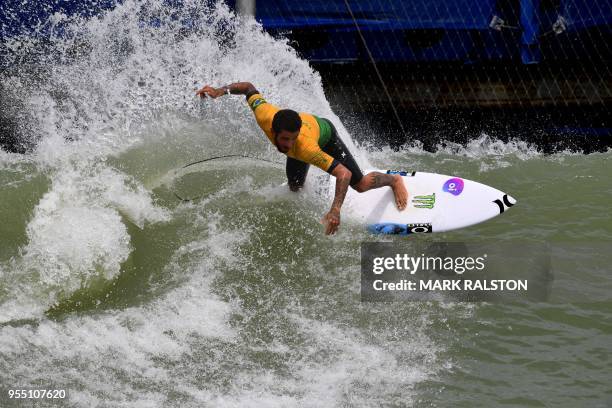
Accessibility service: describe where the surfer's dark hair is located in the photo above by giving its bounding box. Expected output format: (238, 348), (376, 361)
(272, 109), (302, 133)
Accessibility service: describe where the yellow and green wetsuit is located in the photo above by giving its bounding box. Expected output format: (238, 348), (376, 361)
(247, 92), (363, 187)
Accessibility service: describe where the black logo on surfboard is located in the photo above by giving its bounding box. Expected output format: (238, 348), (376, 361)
(493, 194), (516, 214)
(406, 223), (433, 233)
(386, 170), (416, 177)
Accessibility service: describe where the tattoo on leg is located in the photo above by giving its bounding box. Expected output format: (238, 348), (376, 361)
(369, 173), (393, 189)
(370, 174), (380, 189)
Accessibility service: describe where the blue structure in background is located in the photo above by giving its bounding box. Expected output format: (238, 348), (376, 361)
(2, 0), (611, 65)
(253, 0), (502, 63)
(520, 0), (541, 64)
(233, 0), (612, 65)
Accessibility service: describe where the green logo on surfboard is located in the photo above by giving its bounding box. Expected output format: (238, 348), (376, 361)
(412, 193), (436, 209)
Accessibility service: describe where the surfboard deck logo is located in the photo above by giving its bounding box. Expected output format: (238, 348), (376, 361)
(368, 222), (433, 235)
(443, 178), (464, 196)
(386, 170), (416, 176)
(406, 223), (433, 233)
(493, 194), (516, 213)
(412, 193), (436, 209)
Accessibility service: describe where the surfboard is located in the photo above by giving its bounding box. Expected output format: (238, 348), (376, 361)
(331, 169), (517, 234)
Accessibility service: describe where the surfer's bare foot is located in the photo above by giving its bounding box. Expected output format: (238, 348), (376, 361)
(391, 175), (408, 210)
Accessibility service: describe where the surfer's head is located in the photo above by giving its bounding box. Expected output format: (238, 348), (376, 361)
(272, 109), (301, 153)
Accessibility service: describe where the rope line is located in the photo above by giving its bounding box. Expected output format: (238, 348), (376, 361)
(182, 154), (283, 169)
(343, 0), (408, 140)
(174, 154), (284, 202)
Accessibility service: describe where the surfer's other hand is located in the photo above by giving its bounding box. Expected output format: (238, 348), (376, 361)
(322, 208), (341, 235)
(196, 85), (225, 99)
(391, 174), (408, 211)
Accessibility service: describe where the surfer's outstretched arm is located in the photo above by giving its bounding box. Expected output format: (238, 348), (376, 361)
(322, 164), (352, 235)
(196, 82), (257, 99)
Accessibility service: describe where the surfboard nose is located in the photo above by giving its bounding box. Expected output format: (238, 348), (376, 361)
(492, 193), (516, 214)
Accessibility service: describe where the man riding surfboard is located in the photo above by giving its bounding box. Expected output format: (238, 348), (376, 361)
(196, 82), (408, 235)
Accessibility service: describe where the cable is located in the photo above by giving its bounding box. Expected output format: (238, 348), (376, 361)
(174, 154), (284, 202)
(181, 154), (283, 169)
(343, 0), (408, 140)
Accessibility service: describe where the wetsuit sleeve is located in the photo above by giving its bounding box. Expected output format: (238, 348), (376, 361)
(245, 88), (259, 100)
(247, 93), (280, 134)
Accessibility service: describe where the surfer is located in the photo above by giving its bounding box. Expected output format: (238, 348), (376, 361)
(196, 82), (408, 235)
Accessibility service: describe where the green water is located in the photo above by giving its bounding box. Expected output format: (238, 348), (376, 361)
(1, 138), (610, 407)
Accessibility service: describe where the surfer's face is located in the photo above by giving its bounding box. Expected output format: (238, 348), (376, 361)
(275, 130), (299, 153)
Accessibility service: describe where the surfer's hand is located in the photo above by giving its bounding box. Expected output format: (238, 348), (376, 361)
(196, 85), (225, 99)
(322, 208), (341, 235)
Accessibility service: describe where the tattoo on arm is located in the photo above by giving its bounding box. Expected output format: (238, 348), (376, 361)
(223, 82), (257, 96)
(332, 176), (350, 210)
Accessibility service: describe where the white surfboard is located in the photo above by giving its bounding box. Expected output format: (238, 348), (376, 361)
(331, 169), (517, 234)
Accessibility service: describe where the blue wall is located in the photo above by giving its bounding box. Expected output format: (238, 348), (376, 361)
(249, 0), (612, 64)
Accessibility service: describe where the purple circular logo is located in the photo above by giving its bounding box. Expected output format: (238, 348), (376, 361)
(443, 178), (464, 196)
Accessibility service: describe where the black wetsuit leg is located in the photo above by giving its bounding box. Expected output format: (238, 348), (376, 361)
(322, 120), (364, 187)
(286, 156), (309, 190)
